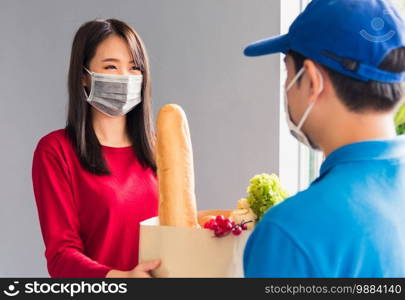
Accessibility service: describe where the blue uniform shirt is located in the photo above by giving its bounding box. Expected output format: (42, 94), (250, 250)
(244, 137), (405, 277)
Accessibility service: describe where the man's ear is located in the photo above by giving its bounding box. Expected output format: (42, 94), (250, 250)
(303, 60), (324, 103)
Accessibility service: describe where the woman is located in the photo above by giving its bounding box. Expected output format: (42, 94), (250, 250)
(32, 19), (160, 278)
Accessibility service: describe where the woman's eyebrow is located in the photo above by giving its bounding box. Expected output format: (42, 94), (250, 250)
(101, 58), (120, 63)
(101, 58), (136, 64)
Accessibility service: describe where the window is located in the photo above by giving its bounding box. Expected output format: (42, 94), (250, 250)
(392, 0), (405, 12)
(392, 0), (405, 136)
(279, 0), (314, 195)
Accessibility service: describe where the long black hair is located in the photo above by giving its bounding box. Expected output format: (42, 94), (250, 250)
(66, 19), (156, 175)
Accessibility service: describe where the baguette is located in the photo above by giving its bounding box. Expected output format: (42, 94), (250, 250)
(156, 104), (198, 228)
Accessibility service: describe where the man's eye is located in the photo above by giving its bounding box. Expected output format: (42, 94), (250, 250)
(104, 65), (117, 70)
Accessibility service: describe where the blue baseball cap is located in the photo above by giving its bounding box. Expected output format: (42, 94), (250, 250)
(244, 0), (405, 83)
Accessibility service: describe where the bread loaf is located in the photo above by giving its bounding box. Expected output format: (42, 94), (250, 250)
(156, 104), (198, 227)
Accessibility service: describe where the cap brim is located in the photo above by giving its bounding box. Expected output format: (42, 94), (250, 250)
(243, 34), (290, 57)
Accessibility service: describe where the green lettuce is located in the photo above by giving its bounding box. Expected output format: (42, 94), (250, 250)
(395, 103), (405, 135)
(246, 173), (289, 222)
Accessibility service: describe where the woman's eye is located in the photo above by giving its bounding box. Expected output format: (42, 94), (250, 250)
(131, 66), (141, 71)
(104, 65), (117, 70)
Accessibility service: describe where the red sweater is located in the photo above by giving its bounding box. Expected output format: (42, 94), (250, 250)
(32, 129), (158, 278)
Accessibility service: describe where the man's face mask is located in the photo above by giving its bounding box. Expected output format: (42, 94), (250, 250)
(83, 67), (143, 117)
(284, 66), (324, 150)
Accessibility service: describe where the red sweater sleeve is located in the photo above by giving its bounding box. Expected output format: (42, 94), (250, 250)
(32, 139), (112, 278)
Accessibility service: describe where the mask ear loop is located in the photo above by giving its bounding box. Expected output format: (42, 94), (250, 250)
(286, 67), (305, 91)
(285, 67), (305, 129)
(83, 67), (92, 74)
(82, 67), (92, 99)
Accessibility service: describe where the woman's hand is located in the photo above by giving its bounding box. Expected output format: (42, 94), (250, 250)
(128, 259), (161, 278)
(106, 259), (161, 278)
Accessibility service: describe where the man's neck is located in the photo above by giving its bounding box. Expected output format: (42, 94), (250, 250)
(321, 112), (397, 157)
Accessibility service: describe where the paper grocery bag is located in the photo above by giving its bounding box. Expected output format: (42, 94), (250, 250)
(139, 210), (252, 278)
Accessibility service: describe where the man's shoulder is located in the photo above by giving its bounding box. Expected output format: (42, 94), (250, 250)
(259, 176), (344, 230)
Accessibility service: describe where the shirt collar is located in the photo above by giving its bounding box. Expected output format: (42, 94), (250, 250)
(319, 136), (405, 178)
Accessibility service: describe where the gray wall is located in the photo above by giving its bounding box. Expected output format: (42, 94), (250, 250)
(0, 0), (282, 276)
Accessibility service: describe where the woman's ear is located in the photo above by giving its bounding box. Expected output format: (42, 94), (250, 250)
(304, 60), (324, 103)
(82, 73), (89, 87)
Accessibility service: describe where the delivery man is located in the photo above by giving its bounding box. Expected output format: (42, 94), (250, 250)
(243, 0), (405, 277)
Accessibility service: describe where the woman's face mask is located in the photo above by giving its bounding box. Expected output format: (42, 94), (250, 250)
(284, 66), (324, 150)
(83, 67), (143, 117)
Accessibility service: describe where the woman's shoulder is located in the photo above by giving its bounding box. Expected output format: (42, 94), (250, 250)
(35, 128), (71, 154)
